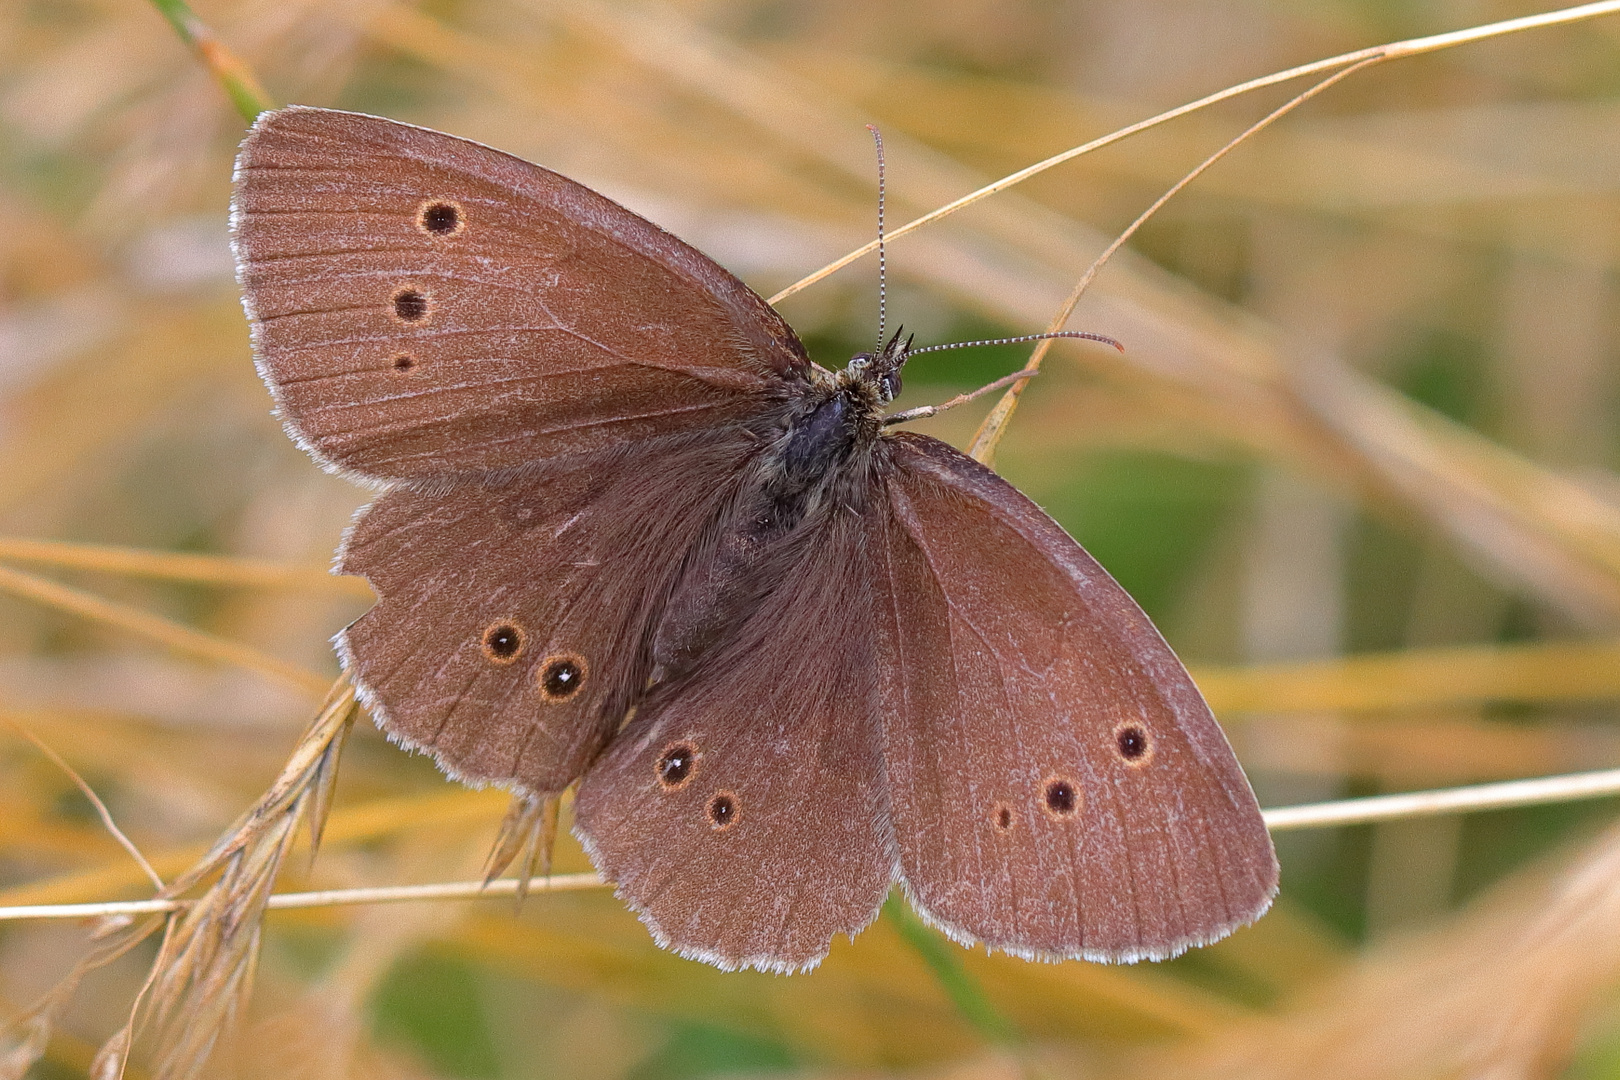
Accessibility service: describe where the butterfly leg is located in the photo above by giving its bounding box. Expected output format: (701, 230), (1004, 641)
(881, 368), (1038, 427)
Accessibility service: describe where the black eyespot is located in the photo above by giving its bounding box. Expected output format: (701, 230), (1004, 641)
(1042, 777), (1080, 819)
(707, 791), (738, 830)
(417, 200), (463, 236)
(538, 655), (586, 700)
(993, 803), (1014, 832)
(392, 352), (416, 372)
(392, 287), (429, 322)
(480, 622), (524, 662)
(1114, 723), (1152, 765)
(656, 743), (696, 789)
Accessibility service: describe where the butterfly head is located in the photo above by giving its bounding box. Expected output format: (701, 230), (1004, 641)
(842, 328), (912, 405)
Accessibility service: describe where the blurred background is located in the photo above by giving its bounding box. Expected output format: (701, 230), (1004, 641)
(4, 0), (1620, 1076)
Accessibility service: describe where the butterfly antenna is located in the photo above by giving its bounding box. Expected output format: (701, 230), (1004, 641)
(867, 124), (888, 356)
(882, 331), (1122, 427)
(907, 330), (1124, 358)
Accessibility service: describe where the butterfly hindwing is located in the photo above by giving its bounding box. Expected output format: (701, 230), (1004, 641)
(872, 432), (1277, 962)
(339, 430), (756, 793)
(233, 106), (809, 481)
(572, 508), (895, 973)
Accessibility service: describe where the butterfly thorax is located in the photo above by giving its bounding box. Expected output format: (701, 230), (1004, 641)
(646, 368), (886, 687)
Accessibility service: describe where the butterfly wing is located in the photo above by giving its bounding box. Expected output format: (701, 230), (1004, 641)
(338, 430), (756, 793)
(232, 106), (810, 481)
(873, 432), (1277, 962)
(571, 510), (895, 973)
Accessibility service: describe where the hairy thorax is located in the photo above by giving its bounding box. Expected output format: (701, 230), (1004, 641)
(648, 375), (886, 685)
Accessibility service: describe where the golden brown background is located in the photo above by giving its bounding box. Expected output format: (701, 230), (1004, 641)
(4, 0), (1620, 1076)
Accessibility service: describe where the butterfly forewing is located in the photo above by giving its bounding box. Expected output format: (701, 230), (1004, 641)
(572, 511), (894, 973)
(339, 430), (756, 793)
(233, 107), (810, 481)
(873, 433), (1277, 962)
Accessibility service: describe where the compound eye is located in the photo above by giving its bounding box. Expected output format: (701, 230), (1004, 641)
(880, 369), (903, 401)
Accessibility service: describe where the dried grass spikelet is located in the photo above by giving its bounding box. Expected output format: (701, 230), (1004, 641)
(482, 790), (562, 906)
(210, 827), (486, 1080)
(1, 677), (358, 1080)
(135, 678), (358, 1079)
(0, 913), (165, 1080)
(1133, 817), (1620, 1080)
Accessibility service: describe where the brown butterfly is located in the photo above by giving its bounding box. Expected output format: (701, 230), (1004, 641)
(231, 105), (1277, 973)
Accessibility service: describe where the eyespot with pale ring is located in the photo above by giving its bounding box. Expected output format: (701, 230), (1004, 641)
(656, 742), (697, 790)
(537, 654), (587, 701)
(1041, 776), (1081, 819)
(707, 791), (739, 830)
(416, 199), (465, 236)
(480, 622), (525, 663)
(1113, 722), (1153, 766)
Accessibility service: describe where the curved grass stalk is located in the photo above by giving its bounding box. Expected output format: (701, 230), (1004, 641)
(0, 563), (331, 695)
(768, 0), (1620, 305)
(0, 537), (370, 595)
(968, 56), (1380, 463)
(143, 0), (272, 122)
(8, 765), (1620, 923)
(3, 720), (163, 890)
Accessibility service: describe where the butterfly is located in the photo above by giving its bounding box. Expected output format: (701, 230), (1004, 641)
(231, 105), (1277, 973)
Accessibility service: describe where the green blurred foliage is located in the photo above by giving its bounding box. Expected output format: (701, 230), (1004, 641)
(374, 954), (503, 1078)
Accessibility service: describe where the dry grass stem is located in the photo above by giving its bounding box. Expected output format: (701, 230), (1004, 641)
(0, 537), (370, 595)
(2, 720), (163, 890)
(0, 873), (612, 923)
(0, 563), (332, 694)
(1260, 767), (1620, 831)
(967, 57), (1384, 464)
(9, 766), (1620, 924)
(768, 0), (1620, 304)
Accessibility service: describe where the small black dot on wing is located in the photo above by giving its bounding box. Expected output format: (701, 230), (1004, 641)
(391, 287), (430, 323)
(1114, 723), (1153, 765)
(707, 791), (738, 830)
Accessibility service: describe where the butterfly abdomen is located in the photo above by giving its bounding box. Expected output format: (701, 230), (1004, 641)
(647, 386), (880, 685)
